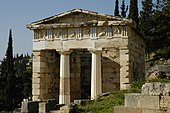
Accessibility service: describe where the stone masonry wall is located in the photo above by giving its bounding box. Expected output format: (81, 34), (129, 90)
(73, 48), (121, 98)
(32, 50), (60, 101)
(128, 28), (145, 83)
(79, 50), (91, 99)
(70, 50), (81, 101)
(102, 48), (120, 92)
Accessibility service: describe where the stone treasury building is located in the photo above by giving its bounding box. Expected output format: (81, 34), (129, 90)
(27, 9), (145, 105)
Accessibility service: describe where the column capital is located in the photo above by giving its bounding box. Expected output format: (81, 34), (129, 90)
(119, 47), (128, 50)
(58, 50), (73, 55)
(88, 48), (102, 55)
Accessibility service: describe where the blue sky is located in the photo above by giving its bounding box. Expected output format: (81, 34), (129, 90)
(0, 0), (143, 60)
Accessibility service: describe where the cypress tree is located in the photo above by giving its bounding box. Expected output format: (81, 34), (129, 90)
(140, 0), (154, 56)
(4, 29), (16, 110)
(114, 0), (119, 16)
(0, 58), (7, 110)
(140, 0), (153, 35)
(121, 0), (128, 18)
(129, 0), (139, 27)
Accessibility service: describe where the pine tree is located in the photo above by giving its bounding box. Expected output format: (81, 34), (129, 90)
(129, 0), (139, 27)
(121, 0), (128, 18)
(4, 29), (17, 110)
(114, 0), (119, 16)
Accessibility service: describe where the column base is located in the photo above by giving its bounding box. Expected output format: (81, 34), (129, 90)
(59, 95), (70, 104)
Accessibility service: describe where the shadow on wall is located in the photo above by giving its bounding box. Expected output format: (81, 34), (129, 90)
(132, 62), (145, 82)
(69, 50), (121, 101)
(102, 57), (120, 92)
(70, 49), (92, 100)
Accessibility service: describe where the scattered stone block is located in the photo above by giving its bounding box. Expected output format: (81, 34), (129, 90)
(142, 109), (165, 113)
(114, 106), (142, 113)
(138, 95), (160, 110)
(39, 102), (49, 113)
(73, 99), (91, 105)
(141, 82), (170, 96)
(115, 83), (170, 113)
(125, 93), (141, 108)
(125, 93), (160, 109)
(160, 96), (170, 111)
(21, 99), (39, 113)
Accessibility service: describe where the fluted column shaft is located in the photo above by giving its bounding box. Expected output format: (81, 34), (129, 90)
(59, 50), (72, 104)
(89, 49), (102, 100)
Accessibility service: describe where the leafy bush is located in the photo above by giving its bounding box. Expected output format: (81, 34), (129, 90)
(154, 47), (170, 59)
(130, 81), (145, 93)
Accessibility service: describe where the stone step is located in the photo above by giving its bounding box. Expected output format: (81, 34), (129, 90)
(50, 109), (70, 113)
(50, 110), (60, 113)
(125, 93), (160, 110)
(114, 106), (166, 113)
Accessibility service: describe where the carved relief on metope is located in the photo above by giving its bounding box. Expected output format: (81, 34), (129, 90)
(68, 28), (76, 39)
(54, 29), (61, 39)
(69, 31), (76, 38)
(113, 27), (121, 36)
(83, 27), (90, 37)
(98, 27), (106, 37)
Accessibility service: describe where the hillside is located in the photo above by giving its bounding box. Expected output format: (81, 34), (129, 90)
(74, 81), (144, 113)
(75, 78), (170, 113)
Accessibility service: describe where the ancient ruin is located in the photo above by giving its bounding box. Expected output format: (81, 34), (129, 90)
(115, 82), (170, 113)
(26, 9), (145, 105)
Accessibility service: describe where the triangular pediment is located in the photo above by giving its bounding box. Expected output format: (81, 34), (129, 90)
(29, 9), (130, 26)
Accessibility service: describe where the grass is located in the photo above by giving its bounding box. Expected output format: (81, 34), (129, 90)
(75, 90), (129, 113)
(74, 80), (147, 113)
(74, 81), (145, 113)
(74, 79), (170, 113)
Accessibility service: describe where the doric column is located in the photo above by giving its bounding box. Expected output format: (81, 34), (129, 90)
(59, 50), (72, 104)
(89, 49), (102, 100)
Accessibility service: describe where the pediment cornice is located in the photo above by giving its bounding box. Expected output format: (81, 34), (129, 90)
(27, 9), (132, 30)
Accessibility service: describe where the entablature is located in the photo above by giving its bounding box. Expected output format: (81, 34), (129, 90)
(32, 25), (129, 41)
(26, 20), (130, 30)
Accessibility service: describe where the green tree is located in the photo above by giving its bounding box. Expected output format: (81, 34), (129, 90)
(140, 0), (170, 59)
(121, 0), (128, 18)
(0, 59), (7, 110)
(14, 54), (32, 101)
(4, 29), (17, 110)
(0, 30), (32, 111)
(114, 0), (119, 16)
(153, 0), (170, 50)
(129, 0), (139, 27)
(155, 0), (164, 11)
(139, 0), (154, 54)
